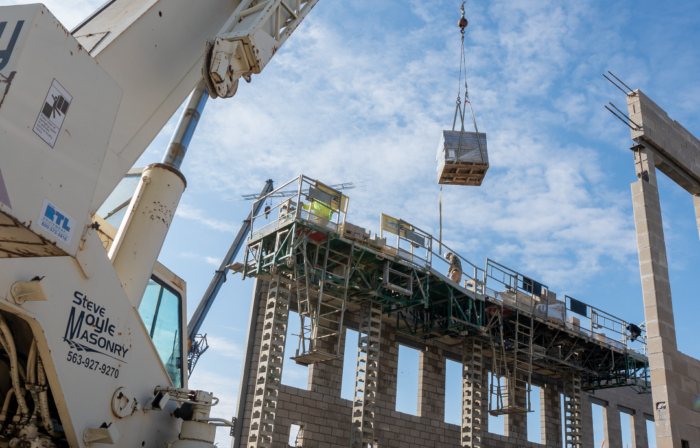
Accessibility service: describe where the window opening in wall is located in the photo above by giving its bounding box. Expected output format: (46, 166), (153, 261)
(621, 412), (633, 448)
(282, 311), (310, 389)
(590, 403), (605, 448)
(682, 440), (689, 448)
(527, 385), (542, 444)
(288, 424), (303, 447)
(444, 359), (462, 425)
(341, 328), (359, 400)
(396, 344), (420, 415)
(138, 277), (184, 387)
(646, 419), (656, 448)
(488, 372), (504, 436)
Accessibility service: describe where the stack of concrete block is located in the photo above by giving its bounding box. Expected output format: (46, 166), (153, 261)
(368, 233), (386, 249)
(567, 316), (581, 332)
(342, 221), (370, 242)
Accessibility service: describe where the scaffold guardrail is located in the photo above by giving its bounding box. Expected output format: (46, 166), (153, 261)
(240, 175), (650, 396)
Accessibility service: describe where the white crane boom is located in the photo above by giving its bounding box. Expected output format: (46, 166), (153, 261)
(76, 0), (319, 216)
(75, 0), (233, 216)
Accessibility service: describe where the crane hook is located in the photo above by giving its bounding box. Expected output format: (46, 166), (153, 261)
(458, 2), (468, 32)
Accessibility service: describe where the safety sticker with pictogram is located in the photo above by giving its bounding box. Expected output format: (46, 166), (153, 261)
(33, 79), (72, 148)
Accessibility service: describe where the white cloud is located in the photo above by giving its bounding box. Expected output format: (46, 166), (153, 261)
(179, 0), (641, 293)
(205, 256), (223, 267)
(176, 203), (238, 233)
(206, 335), (243, 359)
(181, 252), (223, 268)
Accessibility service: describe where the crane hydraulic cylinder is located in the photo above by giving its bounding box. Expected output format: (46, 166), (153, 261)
(109, 164), (186, 308)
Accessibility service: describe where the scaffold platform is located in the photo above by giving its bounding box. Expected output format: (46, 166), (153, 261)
(241, 175), (650, 397)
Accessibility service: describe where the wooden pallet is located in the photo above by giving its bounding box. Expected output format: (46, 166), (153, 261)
(438, 161), (489, 186)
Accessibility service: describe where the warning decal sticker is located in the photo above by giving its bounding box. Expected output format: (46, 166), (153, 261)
(38, 198), (76, 245)
(33, 79), (72, 148)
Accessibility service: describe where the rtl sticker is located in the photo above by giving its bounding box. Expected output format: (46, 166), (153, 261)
(38, 198), (75, 245)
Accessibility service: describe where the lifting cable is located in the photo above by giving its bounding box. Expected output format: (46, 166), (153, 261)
(454, 1), (484, 164)
(439, 185), (443, 254)
(440, 2), (485, 251)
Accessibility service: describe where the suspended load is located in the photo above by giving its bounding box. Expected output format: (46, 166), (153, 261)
(436, 130), (488, 185)
(437, 2), (489, 186)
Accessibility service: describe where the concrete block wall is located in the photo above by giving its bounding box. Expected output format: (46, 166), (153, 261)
(590, 386), (655, 448)
(417, 348), (445, 421)
(580, 392), (594, 448)
(237, 280), (268, 448)
(235, 284), (655, 448)
(504, 381), (528, 442)
(541, 384), (562, 447)
(603, 404), (623, 448)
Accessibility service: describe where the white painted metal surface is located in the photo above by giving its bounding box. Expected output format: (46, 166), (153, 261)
(0, 0), (322, 445)
(208, 0), (320, 99)
(0, 5), (122, 258)
(75, 0), (239, 215)
(0, 254), (181, 448)
(109, 164), (186, 308)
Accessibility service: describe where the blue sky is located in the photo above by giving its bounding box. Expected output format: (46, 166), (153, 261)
(6, 0), (700, 445)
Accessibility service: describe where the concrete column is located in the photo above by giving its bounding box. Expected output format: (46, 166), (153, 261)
(603, 405), (622, 448)
(374, 326), (397, 446)
(236, 281), (268, 448)
(377, 332), (397, 409)
(631, 146), (682, 448)
(481, 371), (489, 434)
(581, 394), (594, 448)
(418, 347), (445, 420)
(504, 381), (527, 441)
(542, 384), (562, 447)
(631, 413), (649, 448)
(632, 148), (677, 348)
(308, 329), (345, 397)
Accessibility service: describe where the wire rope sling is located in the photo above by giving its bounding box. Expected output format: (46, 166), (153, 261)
(436, 1), (489, 187)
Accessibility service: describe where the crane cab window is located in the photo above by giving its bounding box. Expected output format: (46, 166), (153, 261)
(139, 277), (184, 387)
(95, 173), (141, 228)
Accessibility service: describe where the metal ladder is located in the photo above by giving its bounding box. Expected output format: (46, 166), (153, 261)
(510, 313), (533, 412)
(462, 339), (484, 448)
(292, 237), (352, 365)
(350, 302), (382, 448)
(565, 374), (583, 448)
(489, 308), (533, 415)
(247, 273), (292, 448)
